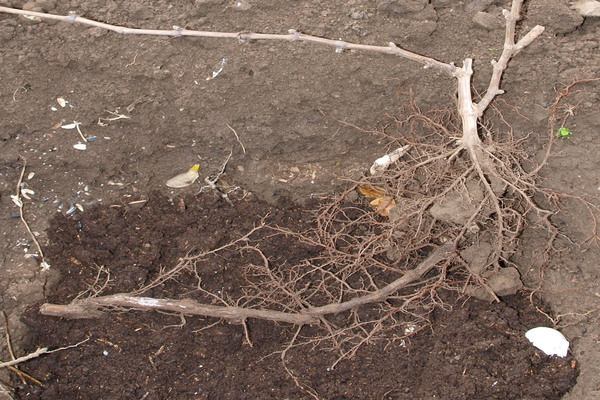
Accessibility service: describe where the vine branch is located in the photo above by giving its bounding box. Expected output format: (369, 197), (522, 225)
(0, 6), (456, 74)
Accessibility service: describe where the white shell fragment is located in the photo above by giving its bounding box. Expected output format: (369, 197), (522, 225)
(73, 143), (87, 151)
(370, 145), (411, 175)
(166, 165), (200, 188)
(57, 97), (68, 107)
(10, 195), (23, 207)
(61, 122), (78, 129)
(525, 327), (569, 357)
(20, 188), (35, 200)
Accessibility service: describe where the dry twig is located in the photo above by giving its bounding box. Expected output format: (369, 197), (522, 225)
(11, 158), (49, 269)
(0, 339), (89, 369)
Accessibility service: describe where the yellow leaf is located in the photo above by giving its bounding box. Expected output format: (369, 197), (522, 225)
(369, 196), (396, 217)
(359, 185), (386, 198)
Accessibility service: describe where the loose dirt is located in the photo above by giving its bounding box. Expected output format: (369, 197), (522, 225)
(17, 194), (577, 399)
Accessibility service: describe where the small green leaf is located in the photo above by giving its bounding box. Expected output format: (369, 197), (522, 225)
(556, 127), (572, 139)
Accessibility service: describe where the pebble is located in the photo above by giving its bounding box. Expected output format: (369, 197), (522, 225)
(350, 10), (365, 20)
(472, 11), (504, 31)
(0, 20), (15, 40)
(21, 0), (42, 12)
(465, 0), (494, 12)
(573, 0), (600, 17)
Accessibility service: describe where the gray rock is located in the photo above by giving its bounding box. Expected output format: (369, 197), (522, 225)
(472, 11), (504, 31)
(377, 0), (428, 14)
(460, 242), (494, 275)
(486, 267), (523, 296)
(465, 0), (494, 12)
(429, 179), (485, 225)
(573, 0), (600, 17)
(467, 267), (524, 301)
(527, 0), (584, 34)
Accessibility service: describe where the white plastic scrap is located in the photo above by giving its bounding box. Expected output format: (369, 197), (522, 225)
(370, 145), (411, 175)
(525, 327), (569, 357)
(61, 122), (78, 130)
(206, 58), (227, 80)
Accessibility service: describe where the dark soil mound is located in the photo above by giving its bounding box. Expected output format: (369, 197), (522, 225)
(16, 194), (577, 399)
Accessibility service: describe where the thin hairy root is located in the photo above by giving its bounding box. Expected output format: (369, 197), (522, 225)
(532, 77), (600, 176)
(280, 326), (321, 400)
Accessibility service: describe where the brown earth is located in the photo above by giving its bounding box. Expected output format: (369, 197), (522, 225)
(1, 0), (599, 399)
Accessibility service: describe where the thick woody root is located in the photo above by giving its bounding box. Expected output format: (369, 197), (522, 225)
(41, 233), (454, 352)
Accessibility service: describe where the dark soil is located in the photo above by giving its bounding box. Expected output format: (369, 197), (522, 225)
(16, 194), (577, 400)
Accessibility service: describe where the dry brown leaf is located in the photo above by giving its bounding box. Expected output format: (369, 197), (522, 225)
(369, 196), (397, 217)
(359, 185), (386, 198)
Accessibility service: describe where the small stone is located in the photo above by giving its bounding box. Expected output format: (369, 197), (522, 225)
(460, 242), (493, 275)
(467, 267), (524, 301)
(528, 0), (584, 34)
(430, 180), (486, 225)
(465, 0), (494, 12)
(472, 11), (504, 31)
(573, 0), (600, 17)
(350, 10), (365, 20)
(486, 267), (523, 296)
(377, 0), (428, 14)
(21, 0), (43, 12)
